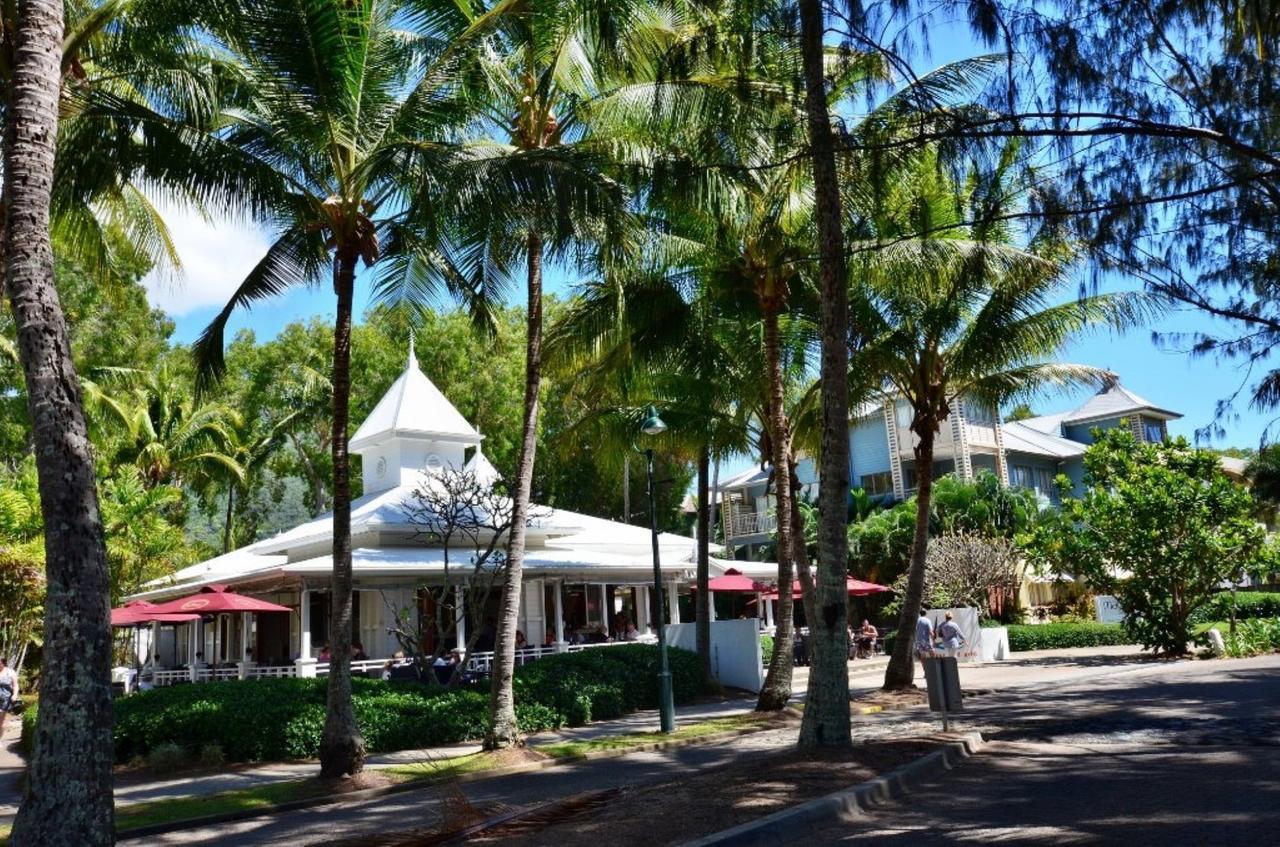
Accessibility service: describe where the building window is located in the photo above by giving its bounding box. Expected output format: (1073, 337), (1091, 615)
(1144, 421), (1165, 443)
(860, 471), (894, 496)
(904, 467), (917, 491)
(896, 402), (913, 428)
(1012, 465), (1056, 496)
(966, 402), (995, 426)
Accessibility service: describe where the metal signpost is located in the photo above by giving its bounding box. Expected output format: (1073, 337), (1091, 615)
(923, 655), (964, 731)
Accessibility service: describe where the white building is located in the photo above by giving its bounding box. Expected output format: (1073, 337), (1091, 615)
(128, 344), (731, 683)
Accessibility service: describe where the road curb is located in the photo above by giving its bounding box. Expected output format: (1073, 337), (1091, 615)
(680, 731), (985, 847)
(115, 717), (793, 841)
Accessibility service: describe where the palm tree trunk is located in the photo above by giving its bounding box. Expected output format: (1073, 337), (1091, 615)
(486, 231), (544, 749)
(695, 446), (711, 677)
(223, 484), (235, 554)
(884, 427), (936, 690)
(6, 1), (115, 842)
(790, 461), (815, 627)
(797, 0), (852, 748)
(319, 251), (367, 777)
(756, 306), (797, 711)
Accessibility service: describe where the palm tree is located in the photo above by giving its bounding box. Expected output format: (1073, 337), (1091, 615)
(85, 364), (245, 490)
(4, 0), (115, 842)
(548, 266), (755, 676)
(191, 0), (517, 777)
(437, 0), (676, 748)
(219, 410), (301, 553)
(858, 160), (1154, 690)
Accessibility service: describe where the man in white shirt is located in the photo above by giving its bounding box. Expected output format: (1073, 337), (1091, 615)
(0, 656), (19, 720)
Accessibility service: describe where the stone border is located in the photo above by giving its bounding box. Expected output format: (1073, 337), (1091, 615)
(115, 718), (795, 841)
(681, 731), (985, 847)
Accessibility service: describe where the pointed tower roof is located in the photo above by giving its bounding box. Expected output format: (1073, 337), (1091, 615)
(350, 336), (483, 452)
(1062, 372), (1180, 425)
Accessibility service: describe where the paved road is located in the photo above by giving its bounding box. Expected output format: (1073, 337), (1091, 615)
(811, 655), (1280, 846)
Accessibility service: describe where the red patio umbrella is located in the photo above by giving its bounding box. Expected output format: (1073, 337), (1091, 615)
(150, 586), (291, 669)
(110, 600), (199, 626)
(149, 584), (291, 615)
(698, 568), (771, 593)
(762, 577), (891, 600)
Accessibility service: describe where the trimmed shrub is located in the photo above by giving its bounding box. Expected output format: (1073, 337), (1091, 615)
(760, 635), (774, 666)
(20, 704), (37, 757)
(513, 644), (703, 728)
(110, 644), (702, 763)
(1006, 622), (1135, 652)
(1190, 592), (1280, 625)
(147, 742), (188, 773)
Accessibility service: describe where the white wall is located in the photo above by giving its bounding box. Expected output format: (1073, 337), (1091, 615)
(667, 619), (764, 693)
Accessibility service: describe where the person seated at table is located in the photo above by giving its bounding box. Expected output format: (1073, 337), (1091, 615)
(621, 621), (640, 641)
(515, 630), (527, 651)
(857, 619), (878, 657)
(351, 641), (368, 662)
(544, 630), (556, 647)
(432, 649), (461, 684)
(317, 643), (331, 662)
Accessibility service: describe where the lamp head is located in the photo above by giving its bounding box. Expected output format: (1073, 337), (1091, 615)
(640, 405), (668, 437)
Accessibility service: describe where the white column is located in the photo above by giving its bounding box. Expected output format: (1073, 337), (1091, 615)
(150, 620), (160, 672)
(455, 584), (467, 652)
(299, 588), (312, 659)
(188, 621), (199, 682)
(636, 585), (650, 633)
(766, 598), (775, 629)
(709, 591), (717, 622)
(598, 583), (609, 634)
(554, 581), (567, 651)
(667, 580), (681, 624)
(238, 613), (254, 679)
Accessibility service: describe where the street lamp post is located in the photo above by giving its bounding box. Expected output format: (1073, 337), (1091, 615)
(641, 404), (676, 733)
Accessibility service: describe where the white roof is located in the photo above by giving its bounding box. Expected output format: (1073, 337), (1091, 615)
(1002, 421), (1087, 459)
(716, 466), (769, 492)
(281, 545), (694, 579)
(1062, 377), (1179, 425)
(710, 557), (779, 580)
(350, 342), (482, 451)
(1014, 412), (1068, 436)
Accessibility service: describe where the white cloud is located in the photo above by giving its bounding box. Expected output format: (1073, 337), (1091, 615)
(141, 205), (274, 317)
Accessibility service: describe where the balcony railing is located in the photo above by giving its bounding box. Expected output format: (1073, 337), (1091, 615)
(724, 510), (776, 540)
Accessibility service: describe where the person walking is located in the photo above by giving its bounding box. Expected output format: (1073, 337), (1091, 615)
(937, 612), (964, 654)
(0, 657), (19, 722)
(914, 608), (935, 676)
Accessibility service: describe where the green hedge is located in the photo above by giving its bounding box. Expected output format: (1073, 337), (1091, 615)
(512, 644), (703, 727)
(82, 643), (701, 764)
(1006, 622), (1135, 652)
(1190, 592), (1280, 625)
(760, 635), (774, 666)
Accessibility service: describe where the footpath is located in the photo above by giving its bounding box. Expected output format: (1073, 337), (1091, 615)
(0, 644), (1153, 829)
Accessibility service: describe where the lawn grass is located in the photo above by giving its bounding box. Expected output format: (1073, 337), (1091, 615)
(536, 712), (778, 759)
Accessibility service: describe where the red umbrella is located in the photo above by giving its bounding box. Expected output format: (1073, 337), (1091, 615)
(149, 584), (291, 615)
(110, 600), (199, 626)
(762, 577), (891, 600)
(698, 568), (771, 593)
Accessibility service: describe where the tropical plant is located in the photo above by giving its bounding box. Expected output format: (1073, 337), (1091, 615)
(1029, 428), (1274, 655)
(853, 154), (1152, 690)
(85, 363), (245, 490)
(190, 0), (518, 776)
